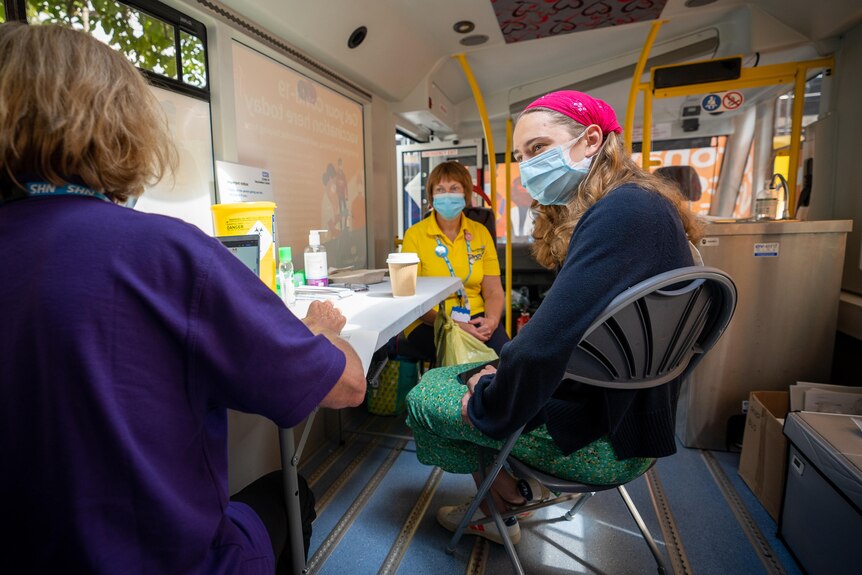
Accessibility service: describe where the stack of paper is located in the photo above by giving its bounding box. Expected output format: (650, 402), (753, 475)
(790, 381), (862, 415)
(295, 285), (355, 300)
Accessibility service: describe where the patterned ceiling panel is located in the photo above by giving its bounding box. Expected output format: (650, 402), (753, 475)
(492, 0), (669, 43)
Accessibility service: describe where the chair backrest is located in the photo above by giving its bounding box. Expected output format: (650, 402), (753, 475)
(463, 206), (496, 241)
(563, 266), (736, 390)
(655, 165), (703, 202)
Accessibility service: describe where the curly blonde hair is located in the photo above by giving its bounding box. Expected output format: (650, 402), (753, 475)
(522, 108), (703, 269)
(0, 23), (176, 203)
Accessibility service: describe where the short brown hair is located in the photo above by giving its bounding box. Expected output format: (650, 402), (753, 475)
(425, 161), (474, 206)
(0, 23), (176, 203)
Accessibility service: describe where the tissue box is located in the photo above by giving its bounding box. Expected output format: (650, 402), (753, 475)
(329, 268), (387, 284)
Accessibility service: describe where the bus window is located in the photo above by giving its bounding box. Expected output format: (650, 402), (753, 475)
(633, 135), (753, 219)
(772, 72), (822, 185)
(180, 30), (206, 88)
(396, 141), (483, 237)
(24, 0), (207, 93)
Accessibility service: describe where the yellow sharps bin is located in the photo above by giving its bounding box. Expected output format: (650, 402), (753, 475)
(211, 202), (277, 291)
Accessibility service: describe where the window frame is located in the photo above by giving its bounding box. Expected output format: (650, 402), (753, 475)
(2, 0), (209, 102)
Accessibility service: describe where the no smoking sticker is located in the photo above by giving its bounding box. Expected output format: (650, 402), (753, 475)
(722, 91), (744, 110)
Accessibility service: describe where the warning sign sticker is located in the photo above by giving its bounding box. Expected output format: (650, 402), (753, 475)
(722, 91), (744, 110)
(702, 91), (746, 113)
(249, 220), (274, 257)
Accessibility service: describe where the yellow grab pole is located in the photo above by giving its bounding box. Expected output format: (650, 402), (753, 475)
(625, 20), (665, 155)
(641, 85), (653, 169)
(456, 52), (511, 334)
(504, 118), (514, 337)
(455, 53), (497, 212)
(786, 69), (807, 218)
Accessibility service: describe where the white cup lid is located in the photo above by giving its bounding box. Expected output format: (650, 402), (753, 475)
(387, 252), (420, 264)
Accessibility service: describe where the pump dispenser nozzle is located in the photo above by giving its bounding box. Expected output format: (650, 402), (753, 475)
(308, 229), (328, 246)
(769, 174), (789, 219)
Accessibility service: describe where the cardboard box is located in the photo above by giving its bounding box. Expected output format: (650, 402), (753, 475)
(738, 391), (789, 520)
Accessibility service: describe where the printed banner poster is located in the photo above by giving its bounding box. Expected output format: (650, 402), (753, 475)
(232, 41), (367, 270)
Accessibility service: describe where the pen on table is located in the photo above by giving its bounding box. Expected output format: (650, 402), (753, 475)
(330, 282), (369, 291)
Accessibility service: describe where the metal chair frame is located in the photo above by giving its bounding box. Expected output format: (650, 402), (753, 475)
(446, 266), (737, 575)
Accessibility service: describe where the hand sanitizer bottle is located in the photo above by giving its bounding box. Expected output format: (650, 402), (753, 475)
(304, 230), (329, 286)
(755, 182), (779, 221)
(277, 246), (296, 306)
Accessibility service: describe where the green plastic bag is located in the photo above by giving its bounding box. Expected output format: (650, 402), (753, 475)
(434, 310), (498, 367)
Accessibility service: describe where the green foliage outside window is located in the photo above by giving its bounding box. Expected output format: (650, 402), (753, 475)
(180, 30), (206, 88)
(0, 4), (6, 23)
(25, 0), (206, 89)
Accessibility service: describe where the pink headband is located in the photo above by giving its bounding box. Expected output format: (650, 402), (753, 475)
(524, 90), (622, 136)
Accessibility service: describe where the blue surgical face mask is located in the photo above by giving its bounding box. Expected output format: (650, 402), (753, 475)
(519, 132), (593, 205)
(433, 192), (466, 220)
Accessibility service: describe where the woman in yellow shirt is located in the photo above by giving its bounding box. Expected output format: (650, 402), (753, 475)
(397, 161), (509, 361)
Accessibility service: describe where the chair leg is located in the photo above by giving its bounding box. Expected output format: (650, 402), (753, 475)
(446, 437), (517, 554)
(478, 448), (525, 574)
(487, 496), (526, 575)
(446, 438), (527, 575)
(564, 492), (593, 521)
(617, 485), (668, 575)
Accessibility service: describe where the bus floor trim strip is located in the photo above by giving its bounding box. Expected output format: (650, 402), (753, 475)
(465, 538), (489, 575)
(305, 416), (379, 489)
(646, 466), (692, 575)
(700, 450), (788, 575)
(306, 439), (409, 574)
(312, 436), (383, 515)
(376, 466), (444, 575)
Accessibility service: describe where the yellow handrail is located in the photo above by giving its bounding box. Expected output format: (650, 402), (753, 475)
(456, 52), (514, 335)
(455, 54), (497, 212)
(504, 118), (514, 337)
(625, 20), (665, 157)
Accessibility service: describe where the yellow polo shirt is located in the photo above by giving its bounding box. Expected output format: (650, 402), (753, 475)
(401, 213), (500, 322)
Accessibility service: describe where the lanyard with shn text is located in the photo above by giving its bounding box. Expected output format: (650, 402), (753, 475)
(10, 182), (111, 204)
(434, 235), (472, 308)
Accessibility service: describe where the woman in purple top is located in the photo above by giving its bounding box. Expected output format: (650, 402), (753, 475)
(0, 23), (366, 574)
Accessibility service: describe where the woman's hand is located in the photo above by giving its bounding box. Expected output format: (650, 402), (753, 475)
(461, 364), (497, 425)
(302, 300), (346, 336)
(468, 316), (499, 340)
(466, 365), (497, 393)
(455, 320), (489, 342)
(460, 390), (474, 426)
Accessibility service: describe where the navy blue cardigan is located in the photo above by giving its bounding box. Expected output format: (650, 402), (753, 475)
(468, 184), (694, 459)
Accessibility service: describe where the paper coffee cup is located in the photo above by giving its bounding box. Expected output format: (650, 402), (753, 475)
(386, 252), (420, 297)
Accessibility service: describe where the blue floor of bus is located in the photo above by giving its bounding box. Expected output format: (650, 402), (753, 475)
(300, 410), (802, 574)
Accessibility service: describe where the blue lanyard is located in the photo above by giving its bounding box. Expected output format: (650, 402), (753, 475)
(435, 235), (472, 307)
(1, 182), (112, 205)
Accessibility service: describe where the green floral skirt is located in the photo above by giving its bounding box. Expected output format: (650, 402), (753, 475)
(405, 363), (653, 485)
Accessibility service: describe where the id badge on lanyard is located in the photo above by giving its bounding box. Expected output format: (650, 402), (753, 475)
(434, 235), (472, 322)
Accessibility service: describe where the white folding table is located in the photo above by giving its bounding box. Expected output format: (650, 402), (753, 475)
(276, 276), (461, 575)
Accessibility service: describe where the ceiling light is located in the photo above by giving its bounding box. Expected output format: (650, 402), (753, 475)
(453, 20), (475, 34)
(459, 34), (488, 47)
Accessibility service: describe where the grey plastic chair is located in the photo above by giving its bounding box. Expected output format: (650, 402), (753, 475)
(446, 266), (737, 575)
